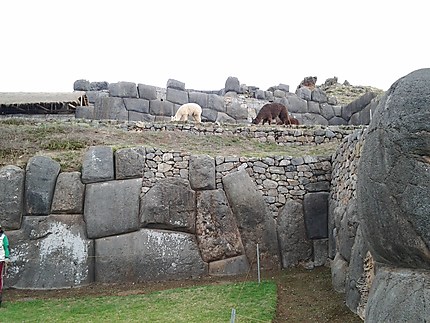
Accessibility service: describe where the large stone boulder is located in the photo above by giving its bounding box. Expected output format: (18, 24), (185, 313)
(51, 172), (85, 214)
(108, 81), (138, 98)
(196, 190), (245, 262)
(222, 170), (280, 270)
(140, 178), (196, 233)
(189, 155), (215, 190)
(277, 200), (312, 268)
(25, 156), (60, 216)
(303, 192), (329, 239)
(356, 68), (430, 321)
(357, 68), (430, 269)
(95, 229), (207, 283)
(84, 178), (142, 238)
(6, 215), (94, 289)
(0, 165), (24, 229)
(81, 146), (114, 184)
(95, 97), (128, 120)
(115, 146), (146, 180)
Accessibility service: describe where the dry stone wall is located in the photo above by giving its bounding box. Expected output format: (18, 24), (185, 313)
(0, 125), (358, 289)
(74, 77), (378, 126)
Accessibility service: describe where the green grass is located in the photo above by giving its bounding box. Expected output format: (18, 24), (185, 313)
(0, 281), (276, 322)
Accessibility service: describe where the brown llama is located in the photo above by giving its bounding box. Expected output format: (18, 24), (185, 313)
(252, 103), (290, 125)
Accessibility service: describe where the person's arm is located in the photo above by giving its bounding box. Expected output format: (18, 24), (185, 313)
(3, 235), (9, 258)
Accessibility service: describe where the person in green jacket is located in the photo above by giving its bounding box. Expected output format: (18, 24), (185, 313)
(0, 224), (10, 306)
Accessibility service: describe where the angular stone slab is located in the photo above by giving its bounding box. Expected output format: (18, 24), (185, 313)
(277, 200), (312, 268)
(222, 170), (280, 270)
(25, 156), (60, 216)
(189, 155), (215, 190)
(95, 97), (128, 121)
(366, 267), (430, 322)
(209, 255), (249, 276)
(108, 81), (138, 98)
(303, 192), (329, 239)
(6, 215), (94, 289)
(115, 146), (146, 179)
(140, 178), (196, 233)
(208, 94), (225, 112)
(166, 87), (188, 105)
(138, 83), (157, 100)
(124, 98), (150, 114)
(0, 165), (24, 229)
(149, 100), (174, 116)
(189, 91), (208, 108)
(95, 229), (207, 283)
(225, 76), (240, 93)
(84, 178), (142, 239)
(166, 79), (185, 91)
(196, 190), (245, 262)
(81, 146), (114, 184)
(51, 172), (85, 214)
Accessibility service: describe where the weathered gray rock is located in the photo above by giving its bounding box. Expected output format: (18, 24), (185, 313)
(86, 90), (108, 104)
(166, 87), (189, 105)
(123, 98), (150, 114)
(277, 200), (312, 268)
(138, 84), (157, 100)
(73, 79), (90, 91)
(166, 79), (185, 91)
(209, 255), (249, 276)
(189, 155), (215, 190)
(301, 113), (329, 125)
(226, 102), (248, 120)
(278, 83), (290, 92)
(95, 229), (207, 283)
(342, 92), (377, 121)
(6, 215), (94, 289)
(216, 112), (236, 124)
(285, 95), (308, 113)
(89, 81), (109, 91)
(296, 87), (312, 101)
(307, 101), (320, 114)
(75, 106), (95, 119)
(84, 178), (141, 238)
(81, 146), (114, 184)
(357, 68), (430, 269)
(108, 81), (138, 98)
(345, 225), (369, 316)
(0, 166), (24, 229)
(331, 252), (348, 293)
(337, 199), (359, 262)
(202, 108), (218, 122)
(115, 146), (146, 179)
(208, 94), (225, 112)
(311, 88), (328, 103)
(320, 103), (335, 120)
(304, 181), (330, 192)
(189, 91), (208, 108)
(95, 97), (128, 120)
(140, 178), (196, 233)
(129, 112), (155, 122)
(365, 267), (430, 322)
(51, 172), (85, 214)
(149, 100), (174, 116)
(225, 76), (240, 93)
(313, 238), (328, 266)
(196, 190), (244, 262)
(303, 192), (329, 239)
(25, 156), (60, 216)
(328, 116), (348, 125)
(222, 170), (280, 270)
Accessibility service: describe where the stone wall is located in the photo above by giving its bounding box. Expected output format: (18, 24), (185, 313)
(0, 131), (347, 289)
(74, 77), (379, 126)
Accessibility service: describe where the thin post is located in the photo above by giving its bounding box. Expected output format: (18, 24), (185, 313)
(230, 308), (236, 323)
(257, 243), (261, 284)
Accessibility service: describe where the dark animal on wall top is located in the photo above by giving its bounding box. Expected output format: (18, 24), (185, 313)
(252, 103), (290, 125)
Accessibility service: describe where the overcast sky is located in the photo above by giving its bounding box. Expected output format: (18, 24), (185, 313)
(1, 0), (428, 93)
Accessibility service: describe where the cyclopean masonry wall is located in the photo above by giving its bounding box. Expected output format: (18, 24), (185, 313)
(74, 76), (379, 126)
(0, 134), (342, 289)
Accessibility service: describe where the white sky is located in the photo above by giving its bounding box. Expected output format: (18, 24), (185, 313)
(1, 0), (428, 92)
